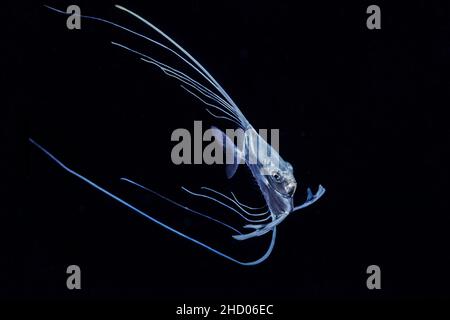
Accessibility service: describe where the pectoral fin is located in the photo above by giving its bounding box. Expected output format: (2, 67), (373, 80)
(225, 158), (239, 179)
(210, 126), (243, 179)
(292, 185), (326, 212)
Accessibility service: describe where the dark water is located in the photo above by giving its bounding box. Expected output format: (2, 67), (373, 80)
(3, 0), (450, 304)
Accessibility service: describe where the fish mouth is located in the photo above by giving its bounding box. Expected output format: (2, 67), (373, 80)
(275, 183), (297, 199)
(267, 189), (294, 215)
(274, 188), (293, 199)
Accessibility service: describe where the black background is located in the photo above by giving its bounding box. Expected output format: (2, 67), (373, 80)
(3, 0), (450, 302)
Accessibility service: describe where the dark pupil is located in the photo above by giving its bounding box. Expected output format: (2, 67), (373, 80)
(273, 173), (280, 180)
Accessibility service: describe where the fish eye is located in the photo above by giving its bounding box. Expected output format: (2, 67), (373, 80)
(272, 171), (282, 182)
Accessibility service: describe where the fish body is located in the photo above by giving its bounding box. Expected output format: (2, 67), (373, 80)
(31, 4), (326, 265)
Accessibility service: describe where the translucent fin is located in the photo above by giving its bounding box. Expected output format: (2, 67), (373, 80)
(292, 185), (326, 212)
(233, 214), (288, 241)
(210, 126), (243, 179)
(120, 178), (242, 234)
(29, 138), (276, 265)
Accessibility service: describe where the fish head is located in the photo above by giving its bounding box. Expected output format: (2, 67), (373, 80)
(257, 152), (298, 216)
(243, 127), (298, 216)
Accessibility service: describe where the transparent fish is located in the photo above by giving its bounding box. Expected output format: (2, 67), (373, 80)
(30, 5), (325, 265)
